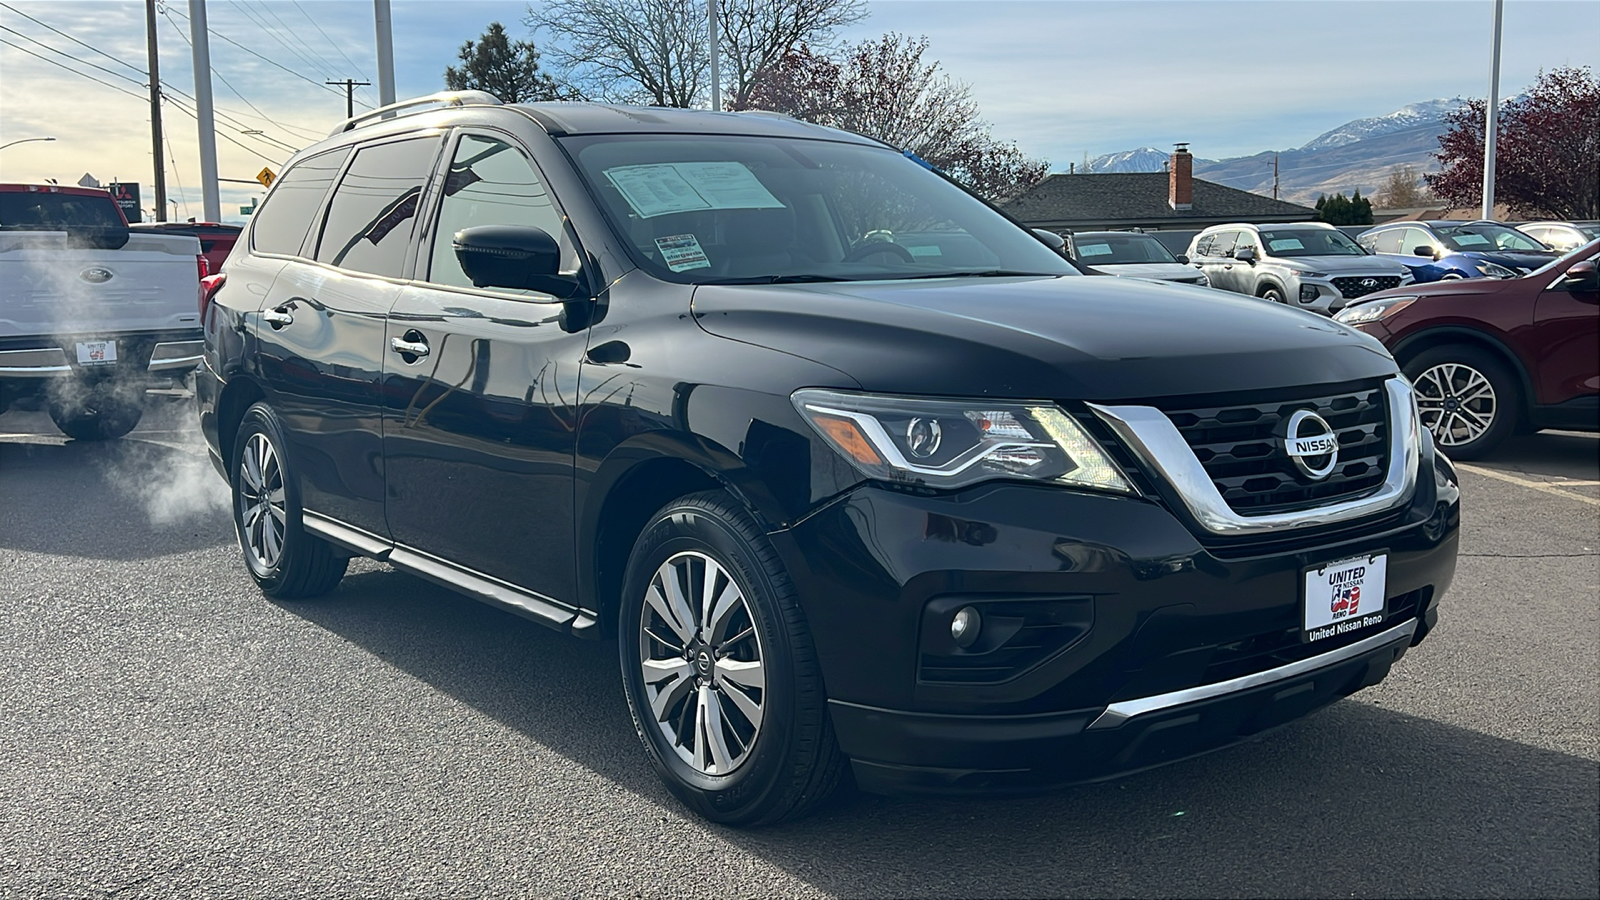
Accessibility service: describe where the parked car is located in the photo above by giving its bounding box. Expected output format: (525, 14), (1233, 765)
(1356, 220), (1558, 283)
(1517, 221), (1600, 254)
(1066, 231), (1210, 286)
(201, 92), (1459, 825)
(1185, 222), (1413, 314)
(1335, 239), (1599, 458)
(0, 183), (205, 439)
(132, 220), (242, 276)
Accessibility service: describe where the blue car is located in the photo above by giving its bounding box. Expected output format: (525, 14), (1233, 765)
(1356, 220), (1559, 282)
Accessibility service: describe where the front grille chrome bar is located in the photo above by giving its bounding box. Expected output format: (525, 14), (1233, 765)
(1088, 376), (1420, 536)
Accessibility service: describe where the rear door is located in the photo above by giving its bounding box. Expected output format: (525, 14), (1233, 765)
(254, 135), (442, 537)
(381, 129), (590, 605)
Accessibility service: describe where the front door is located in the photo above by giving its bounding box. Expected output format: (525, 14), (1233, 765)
(1531, 250), (1600, 412)
(381, 130), (590, 606)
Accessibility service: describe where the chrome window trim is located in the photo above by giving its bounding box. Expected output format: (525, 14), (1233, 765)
(1088, 376), (1419, 535)
(1087, 618), (1418, 730)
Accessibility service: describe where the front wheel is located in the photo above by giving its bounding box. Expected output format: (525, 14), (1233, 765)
(230, 403), (348, 598)
(1403, 345), (1518, 460)
(1259, 284), (1286, 303)
(618, 491), (846, 826)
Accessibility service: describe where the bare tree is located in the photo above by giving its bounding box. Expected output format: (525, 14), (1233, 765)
(524, 0), (860, 108)
(1375, 165), (1432, 209)
(717, 0), (866, 109)
(742, 36), (1048, 202)
(524, 0), (708, 106)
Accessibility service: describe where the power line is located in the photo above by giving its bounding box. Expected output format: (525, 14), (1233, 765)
(158, 8), (320, 146)
(0, 2), (146, 77)
(290, 0), (375, 104)
(162, 93), (284, 165)
(233, 0), (330, 78)
(0, 23), (146, 88)
(161, 2), (362, 107)
(0, 37), (147, 101)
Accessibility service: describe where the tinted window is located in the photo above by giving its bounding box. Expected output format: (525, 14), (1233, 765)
(0, 191), (125, 228)
(315, 137), (440, 277)
(1257, 229), (1364, 257)
(428, 133), (572, 294)
(1072, 234), (1177, 264)
(1234, 230), (1257, 252)
(250, 148), (350, 256)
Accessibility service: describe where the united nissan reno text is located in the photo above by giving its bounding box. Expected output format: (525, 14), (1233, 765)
(199, 93), (1461, 825)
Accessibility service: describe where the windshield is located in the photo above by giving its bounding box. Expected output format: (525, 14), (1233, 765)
(561, 133), (1077, 283)
(1073, 233), (1177, 265)
(1435, 222), (1548, 252)
(0, 191), (124, 229)
(1256, 229), (1366, 257)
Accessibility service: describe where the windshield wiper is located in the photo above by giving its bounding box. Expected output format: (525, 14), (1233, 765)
(695, 274), (852, 285)
(894, 270), (1060, 280)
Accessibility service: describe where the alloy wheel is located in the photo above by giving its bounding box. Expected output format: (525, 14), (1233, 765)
(237, 432), (287, 570)
(1414, 362), (1497, 447)
(638, 551), (765, 776)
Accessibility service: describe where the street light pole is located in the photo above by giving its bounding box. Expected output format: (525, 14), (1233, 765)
(0, 136), (57, 153)
(1481, 0), (1504, 221)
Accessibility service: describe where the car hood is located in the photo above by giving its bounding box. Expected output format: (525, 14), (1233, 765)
(1458, 249), (1557, 270)
(692, 275), (1396, 401)
(1275, 255), (1409, 275)
(1085, 262), (1204, 281)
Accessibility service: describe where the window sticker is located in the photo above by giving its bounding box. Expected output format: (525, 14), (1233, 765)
(1452, 233), (1490, 247)
(605, 162), (783, 219)
(1077, 242), (1114, 257)
(1267, 238), (1306, 252)
(655, 233), (711, 271)
(907, 244), (943, 258)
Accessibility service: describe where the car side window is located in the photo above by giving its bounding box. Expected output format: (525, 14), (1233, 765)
(1372, 230), (1404, 254)
(1193, 235), (1215, 257)
(1210, 231), (1238, 258)
(1234, 231), (1257, 253)
(1399, 228), (1435, 257)
(314, 137), (441, 278)
(249, 148), (350, 257)
(427, 133), (576, 296)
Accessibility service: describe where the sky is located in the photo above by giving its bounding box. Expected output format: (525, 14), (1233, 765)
(0, 0), (1595, 222)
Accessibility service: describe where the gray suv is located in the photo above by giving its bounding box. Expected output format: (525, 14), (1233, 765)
(1186, 222), (1413, 314)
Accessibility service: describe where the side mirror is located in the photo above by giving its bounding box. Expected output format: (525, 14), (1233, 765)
(1560, 259), (1598, 294)
(1412, 245), (1436, 259)
(1032, 228), (1067, 255)
(1175, 254), (1190, 264)
(453, 224), (581, 299)
(1233, 246), (1256, 263)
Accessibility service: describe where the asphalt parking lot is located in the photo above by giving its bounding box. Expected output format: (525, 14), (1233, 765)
(1, 401), (1595, 899)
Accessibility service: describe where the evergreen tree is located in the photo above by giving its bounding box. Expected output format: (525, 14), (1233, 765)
(444, 22), (563, 102)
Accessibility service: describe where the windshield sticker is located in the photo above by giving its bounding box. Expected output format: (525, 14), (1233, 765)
(605, 162), (783, 219)
(1267, 238), (1306, 252)
(655, 233), (711, 271)
(907, 244), (943, 258)
(1077, 243), (1113, 257)
(1453, 233), (1491, 246)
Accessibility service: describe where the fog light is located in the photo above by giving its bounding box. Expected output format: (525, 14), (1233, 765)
(1300, 285), (1319, 301)
(951, 606), (981, 648)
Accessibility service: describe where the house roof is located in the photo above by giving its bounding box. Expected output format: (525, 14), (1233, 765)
(1000, 172), (1316, 228)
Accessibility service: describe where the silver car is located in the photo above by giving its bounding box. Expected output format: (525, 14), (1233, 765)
(1068, 231), (1211, 287)
(1185, 222), (1413, 314)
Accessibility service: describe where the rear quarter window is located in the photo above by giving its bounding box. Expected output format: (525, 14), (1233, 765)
(250, 148), (350, 256)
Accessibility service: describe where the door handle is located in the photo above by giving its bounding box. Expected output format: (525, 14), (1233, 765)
(390, 336), (430, 359)
(261, 308), (293, 328)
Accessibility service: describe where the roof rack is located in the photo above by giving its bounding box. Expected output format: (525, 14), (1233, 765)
(328, 90), (503, 137)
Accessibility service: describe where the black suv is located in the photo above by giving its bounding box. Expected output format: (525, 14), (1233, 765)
(199, 92), (1460, 825)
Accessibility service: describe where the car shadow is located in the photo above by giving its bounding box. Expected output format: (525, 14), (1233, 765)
(0, 436), (232, 560)
(1472, 430), (1599, 481)
(283, 566), (1598, 899)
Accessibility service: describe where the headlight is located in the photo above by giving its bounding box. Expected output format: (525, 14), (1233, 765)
(1298, 271), (1331, 278)
(792, 389), (1134, 493)
(1334, 296), (1415, 325)
(1475, 261), (1516, 278)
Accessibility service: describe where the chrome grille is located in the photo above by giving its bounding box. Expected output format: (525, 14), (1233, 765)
(1331, 276), (1401, 299)
(1162, 384), (1389, 514)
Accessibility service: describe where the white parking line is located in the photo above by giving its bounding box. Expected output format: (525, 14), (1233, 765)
(1457, 463), (1600, 508)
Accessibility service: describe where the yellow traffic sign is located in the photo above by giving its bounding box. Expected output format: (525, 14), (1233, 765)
(255, 167), (276, 188)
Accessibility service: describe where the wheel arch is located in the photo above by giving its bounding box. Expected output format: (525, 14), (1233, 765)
(1255, 278), (1287, 299)
(1390, 326), (1535, 425)
(215, 375), (267, 472)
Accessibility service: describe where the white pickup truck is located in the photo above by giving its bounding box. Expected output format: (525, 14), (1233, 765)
(0, 184), (206, 439)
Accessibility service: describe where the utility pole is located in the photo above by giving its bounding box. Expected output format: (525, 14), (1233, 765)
(144, 0), (167, 222)
(708, 0), (721, 111)
(326, 79), (371, 119)
(373, 0), (396, 110)
(188, 0), (220, 222)
(1481, 0), (1505, 221)
(1273, 153), (1279, 200)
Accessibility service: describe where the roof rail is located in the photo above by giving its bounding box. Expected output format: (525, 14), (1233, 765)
(328, 91), (503, 137)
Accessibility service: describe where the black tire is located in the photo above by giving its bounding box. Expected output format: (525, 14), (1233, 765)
(1258, 283), (1287, 304)
(618, 490), (847, 826)
(1402, 344), (1519, 460)
(47, 383), (143, 441)
(230, 402), (348, 599)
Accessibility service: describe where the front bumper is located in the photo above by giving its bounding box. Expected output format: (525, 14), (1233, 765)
(771, 445), (1458, 795)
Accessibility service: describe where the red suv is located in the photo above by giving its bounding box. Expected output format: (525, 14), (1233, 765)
(1335, 240), (1599, 458)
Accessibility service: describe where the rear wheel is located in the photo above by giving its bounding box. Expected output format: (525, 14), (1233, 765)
(47, 382), (143, 441)
(618, 490), (846, 826)
(1403, 344), (1518, 460)
(230, 403), (348, 599)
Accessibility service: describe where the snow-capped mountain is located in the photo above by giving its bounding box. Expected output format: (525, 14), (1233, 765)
(1081, 147), (1175, 173)
(1299, 98), (1465, 151)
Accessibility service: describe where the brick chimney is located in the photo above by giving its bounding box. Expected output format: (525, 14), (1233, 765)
(1169, 143), (1193, 211)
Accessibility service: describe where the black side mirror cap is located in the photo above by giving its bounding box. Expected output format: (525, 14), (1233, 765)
(453, 224), (582, 299)
(1233, 247), (1256, 263)
(1175, 254), (1190, 264)
(1412, 245), (1435, 258)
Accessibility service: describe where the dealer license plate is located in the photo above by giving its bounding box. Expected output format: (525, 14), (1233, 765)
(1303, 552), (1387, 643)
(75, 341), (117, 366)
